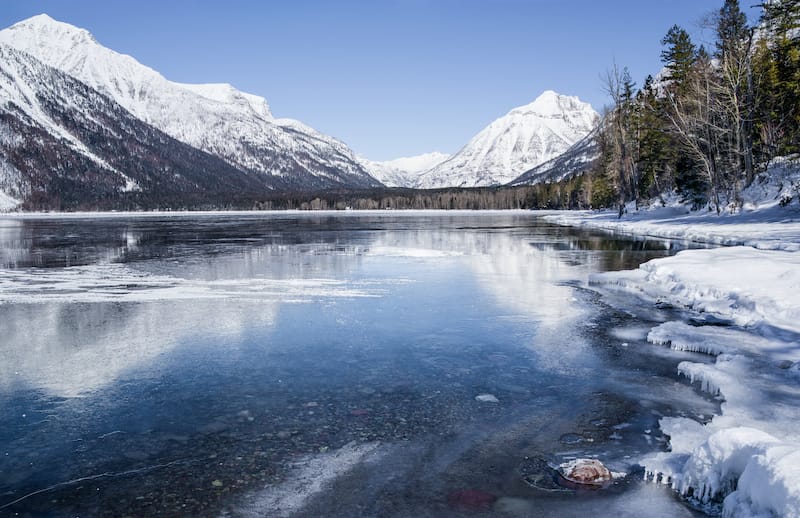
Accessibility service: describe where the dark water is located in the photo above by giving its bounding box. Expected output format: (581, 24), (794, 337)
(0, 212), (714, 517)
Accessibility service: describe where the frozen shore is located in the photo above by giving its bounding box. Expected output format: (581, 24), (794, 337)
(545, 163), (800, 517)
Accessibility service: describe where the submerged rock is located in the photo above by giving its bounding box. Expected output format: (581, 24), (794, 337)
(558, 459), (614, 487)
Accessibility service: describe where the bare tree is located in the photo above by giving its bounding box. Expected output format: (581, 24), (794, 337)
(602, 63), (639, 217)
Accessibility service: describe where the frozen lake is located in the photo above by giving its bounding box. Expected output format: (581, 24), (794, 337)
(0, 212), (712, 516)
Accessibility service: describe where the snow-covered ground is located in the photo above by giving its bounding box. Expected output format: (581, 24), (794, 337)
(547, 161), (800, 516)
(545, 159), (800, 251)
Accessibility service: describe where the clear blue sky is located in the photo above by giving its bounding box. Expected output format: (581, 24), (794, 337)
(2, 0), (761, 161)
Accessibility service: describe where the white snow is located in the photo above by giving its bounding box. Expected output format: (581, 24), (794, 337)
(358, 151), (450, 187)
(0, 189), (20, 211)
(544, 159), (800, 252)
(553, 162), (800, 517)
(415, 91), (598, 188)
(0, 44), (126, 181)
(591, 247), (800, 333)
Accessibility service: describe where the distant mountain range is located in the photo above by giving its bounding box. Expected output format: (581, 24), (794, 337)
(357, 152), (451, 188)
(413, 91), (599, 188)
(357, 91), (599, 190)
(0, 15), (600, 210)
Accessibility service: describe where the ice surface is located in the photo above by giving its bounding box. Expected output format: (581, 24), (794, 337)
(0, 262), (381, 305)
(241, 441), (383, 517)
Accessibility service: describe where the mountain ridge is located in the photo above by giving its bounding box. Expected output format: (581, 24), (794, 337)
(0, 14), (382, 192)
(358, 152), (451, 187)
(0, 43), (273, 210)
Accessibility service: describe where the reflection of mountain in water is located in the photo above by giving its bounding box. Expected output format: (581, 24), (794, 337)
(0, 214), (678, 398)
(0, 221), (381, 397)
(0, 300), (276, 397)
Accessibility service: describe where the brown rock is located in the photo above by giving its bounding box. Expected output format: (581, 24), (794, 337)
(558, 459), (614, 487)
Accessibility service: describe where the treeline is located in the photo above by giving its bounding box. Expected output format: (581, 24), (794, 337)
(592, 0), (800, 213)
(26, 180), (597, 212)
(253, 178), (595, 211)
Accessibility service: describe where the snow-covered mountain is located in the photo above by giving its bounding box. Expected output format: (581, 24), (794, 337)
(0, 14), (381, 192)
(0, 44), (269, 210)
(358, 152), (450, 187)
(414, 91), (599, 189)
(509, 127), (600, 186)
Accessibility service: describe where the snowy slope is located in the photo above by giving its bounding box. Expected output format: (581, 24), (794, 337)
(0, 14), (381, 191)
(0, 44), (267, 210)
(509, 127), (600, 186)
(415, 91), (598, 189)
(358, 152), (450, 187)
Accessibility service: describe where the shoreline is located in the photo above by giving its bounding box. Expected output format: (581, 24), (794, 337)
(549, 203), (800, 516)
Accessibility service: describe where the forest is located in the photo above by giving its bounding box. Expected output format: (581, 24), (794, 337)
(589, 0), (800, 213)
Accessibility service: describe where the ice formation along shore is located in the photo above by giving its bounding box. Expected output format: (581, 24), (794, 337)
(563, 162), (800, 517)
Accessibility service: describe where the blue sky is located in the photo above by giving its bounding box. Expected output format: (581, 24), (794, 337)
(2, 1), (761, 161)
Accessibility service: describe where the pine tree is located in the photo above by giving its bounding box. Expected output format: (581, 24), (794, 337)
(636, 75), (674, 200)
(661, 25), (698, 88)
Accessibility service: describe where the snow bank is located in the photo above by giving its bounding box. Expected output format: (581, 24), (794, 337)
(592, 252), (800, 517)
(591, 246), (800, 334)
(545, 160), (800, 516)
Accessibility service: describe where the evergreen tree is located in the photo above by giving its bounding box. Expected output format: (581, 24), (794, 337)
(759, 0), (800, 154)
(636, 75), (674, 200)
(661, 25), (698, 88)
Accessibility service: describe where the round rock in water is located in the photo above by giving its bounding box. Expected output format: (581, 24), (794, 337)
(558, 459), (613, 487)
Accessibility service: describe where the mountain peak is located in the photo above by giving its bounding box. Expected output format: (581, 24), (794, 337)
(10, 14), (97, 45)
(513, 90), (588, 118)
(415, 91), (598, 189)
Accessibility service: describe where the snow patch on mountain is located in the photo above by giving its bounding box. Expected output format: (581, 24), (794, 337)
(415, 91), (599, 189)
(358, 152), (451, 187)
(0, 186), (20, 211)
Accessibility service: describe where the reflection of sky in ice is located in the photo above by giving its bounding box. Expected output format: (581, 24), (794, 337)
(0, 213), (659, 399)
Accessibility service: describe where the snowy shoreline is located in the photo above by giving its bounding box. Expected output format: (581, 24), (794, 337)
(544, 166), (800, 517)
